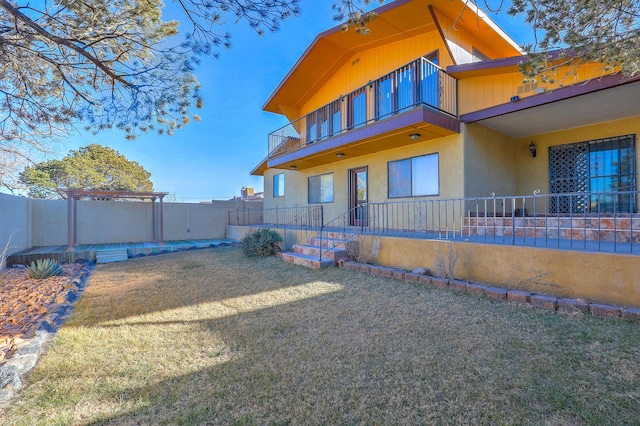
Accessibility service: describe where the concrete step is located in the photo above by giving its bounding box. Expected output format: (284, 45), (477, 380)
(293, 244), (348, 263)
(281, 252), (333, 269)
(307, 237), (356, 249)
(95, 248), (128, 264)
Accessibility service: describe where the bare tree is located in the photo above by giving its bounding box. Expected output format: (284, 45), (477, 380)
(0, 0), (378, 192)
(464, 0), (640, 82)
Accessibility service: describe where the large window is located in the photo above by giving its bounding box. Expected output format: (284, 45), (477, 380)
(388, 153), (439, 198)
(309, 173), (334, 204)
(273, 173), (284, 197)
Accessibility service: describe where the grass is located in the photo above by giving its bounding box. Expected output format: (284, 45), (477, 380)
(4, 245), (640, 424)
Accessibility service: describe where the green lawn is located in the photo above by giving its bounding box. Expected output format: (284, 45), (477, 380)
(4, 246), (640, 425)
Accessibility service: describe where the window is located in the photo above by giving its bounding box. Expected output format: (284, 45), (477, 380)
(388, 153), (439, 198)
(309, 173), (334, 204)
(306, 111), (317, 143)
(349, 88), (367, 129)
(318, 107), (329, 140)
(397, 64), (414, 111)
(376, 75), (393, 118)
(331, 99), (342, 135)
(273, 173), (284, 197)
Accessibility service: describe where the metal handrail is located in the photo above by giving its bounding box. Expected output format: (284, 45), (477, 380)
(316, 205), (369, 261)
(228, 205), (323, 250)
(228, 205), (323, 227)
(233, 190), (640, 256)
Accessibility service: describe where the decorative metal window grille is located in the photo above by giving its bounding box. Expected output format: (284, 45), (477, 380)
(549, 135), (636, 213)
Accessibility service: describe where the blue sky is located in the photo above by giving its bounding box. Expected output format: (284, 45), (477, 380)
(59, 0), (535, 202)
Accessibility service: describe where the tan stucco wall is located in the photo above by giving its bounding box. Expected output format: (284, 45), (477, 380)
(463, 123), (517, 198)
(263, 133), (465, 222)
(163, 201), (253, 240)
(0, 193), (31, 259)
(513, 115), (640, 197)
(373, 236), (640, 308)
(1, 195), (255, 251)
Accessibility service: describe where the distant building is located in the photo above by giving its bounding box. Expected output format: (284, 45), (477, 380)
(228, 187), (264, 202)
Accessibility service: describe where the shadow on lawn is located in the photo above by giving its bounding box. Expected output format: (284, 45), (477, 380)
(10, 246), (640, 424)
(75, 274), (640, 426)
(65, 246), (342, 328)
(77, 280), (504, 425)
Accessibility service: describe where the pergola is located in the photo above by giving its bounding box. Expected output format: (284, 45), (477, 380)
(64, 189), (168, 252)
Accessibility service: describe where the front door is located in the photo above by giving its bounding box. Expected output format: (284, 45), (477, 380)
(349, 167), (368, 226)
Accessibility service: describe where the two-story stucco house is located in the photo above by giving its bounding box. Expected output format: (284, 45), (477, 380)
(233, 0), (640, 308)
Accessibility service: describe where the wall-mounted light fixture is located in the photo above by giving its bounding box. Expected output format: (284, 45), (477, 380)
(336, 153), (345, 158)
(290, 165), (297, 170)
(409, 133), (421, 141)
(529, 141), (537, 158)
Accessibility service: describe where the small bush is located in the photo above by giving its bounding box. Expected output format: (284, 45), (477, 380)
(241, 228), (283, 257)
(27, 258), (64, 279)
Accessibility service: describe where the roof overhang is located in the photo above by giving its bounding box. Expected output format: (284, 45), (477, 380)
(461, 74), (640, 139)
(447, 55), (525, 78)
(263, 0), (522, 115)
(251, 156), (268, 176)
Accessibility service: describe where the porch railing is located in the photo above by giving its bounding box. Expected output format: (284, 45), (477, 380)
(231, 190), (640, 255)
(268, 56), (458, 158)
(228, 205), (323, 228)
(228, 205), (324, 251)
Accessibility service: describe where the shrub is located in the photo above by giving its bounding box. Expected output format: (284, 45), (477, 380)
(241, 228), (283, 257)
(27, 258), (64, 279)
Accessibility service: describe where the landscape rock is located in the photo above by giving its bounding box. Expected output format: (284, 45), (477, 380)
(412, 267), (427, 275)
(4, 354), (37, 376)
(0, 366), (21, 390)
(0, 262), (93, 407)
(0, 388), (14, 405)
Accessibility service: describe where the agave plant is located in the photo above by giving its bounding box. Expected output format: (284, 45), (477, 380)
(27, 258), (64, 279)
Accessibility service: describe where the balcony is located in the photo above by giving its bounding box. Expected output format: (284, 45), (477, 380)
(267, 57), (459, 169)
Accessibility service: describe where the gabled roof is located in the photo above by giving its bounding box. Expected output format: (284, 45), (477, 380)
(263, 0), (522, 114)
